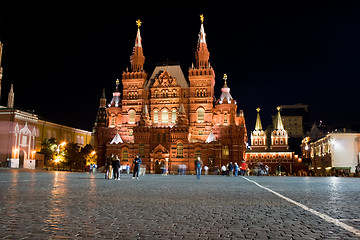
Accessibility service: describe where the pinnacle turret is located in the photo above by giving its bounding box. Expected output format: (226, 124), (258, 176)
(130, 19), (145, 72)
(195, 14), (210, 69)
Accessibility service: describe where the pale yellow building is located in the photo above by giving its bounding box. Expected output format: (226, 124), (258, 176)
(0, 107), (92, 169)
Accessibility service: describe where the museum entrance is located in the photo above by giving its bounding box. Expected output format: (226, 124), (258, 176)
(154, 159), (165, 174)
(19, 150), (25, 168)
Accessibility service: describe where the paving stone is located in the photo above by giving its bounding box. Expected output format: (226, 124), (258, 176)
(0, 170), (359, 239)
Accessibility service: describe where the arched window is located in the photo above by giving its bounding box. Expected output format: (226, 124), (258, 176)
(154, 110), (158, 124)
(162, 109), (168, 124)
(139, 143), (145, 157)
(122, 150), (128, 161)
(224, 112), (228, 124)
(222, 145), (229, 159)
(177, 143), (183, 157)
(197, 108), (205, 123)
(172, 110), (176, 123)
(128, 110), (136, 124)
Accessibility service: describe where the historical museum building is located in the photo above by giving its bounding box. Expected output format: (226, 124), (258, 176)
(93, 17), (247, 173)
(245, 107), (299, 175)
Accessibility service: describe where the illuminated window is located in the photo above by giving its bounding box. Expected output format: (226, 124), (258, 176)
(177, 143), (183, 157)
(139, 143), (145, 157)
(172, 110), (176, 123)
(154, 110), (158, 124)
(224, 113), (228, 124)
(197, 108), (205, 123)
(162, 109), (168, 124)
(129, 110), (136, 124)
(222, 145), (229, 159)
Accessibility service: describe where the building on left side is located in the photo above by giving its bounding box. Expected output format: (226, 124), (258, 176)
(0, 42), (92, 169)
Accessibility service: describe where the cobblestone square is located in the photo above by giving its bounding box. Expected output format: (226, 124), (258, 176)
(0, 170), (359, 239)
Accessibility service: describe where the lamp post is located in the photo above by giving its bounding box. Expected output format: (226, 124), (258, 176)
(54, 142), (66, 171)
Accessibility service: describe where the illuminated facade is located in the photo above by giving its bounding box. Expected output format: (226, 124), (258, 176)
(0, 42), (92, 169)
(93, 16), (247, 173)
(246, 107), (297, 175)
(302, 131), (360, 175)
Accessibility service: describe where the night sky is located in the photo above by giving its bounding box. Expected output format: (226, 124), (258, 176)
(1, 2), (360, 132)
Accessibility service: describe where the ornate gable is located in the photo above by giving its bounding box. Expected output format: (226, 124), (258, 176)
(152, 70), (179, 88)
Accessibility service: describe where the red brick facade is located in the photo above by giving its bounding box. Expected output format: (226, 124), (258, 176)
(93, 18), (247, 173)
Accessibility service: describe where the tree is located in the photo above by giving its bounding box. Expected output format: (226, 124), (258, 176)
(40, 137), (58, 166)
(81, 144), (97, 167)
(63, 142), (81, 171)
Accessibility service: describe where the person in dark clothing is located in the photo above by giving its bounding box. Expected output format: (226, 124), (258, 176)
(228, 162), (234, 177)
(112, 155), (120, 180)
(133, 154), (142, 179)
(194, 157), (203, 179)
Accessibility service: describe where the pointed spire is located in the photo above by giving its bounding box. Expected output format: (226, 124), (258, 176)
(142, 104), (148, 115)
(130, 19), (145, 72)
(195, 14), (210, 69)
(275, 106), (284, 130)
(135, 19), (142, 47)
(179, 103), (185, 114)
(95, 88), (107, 127)
(198, 14), (206, 44)
(7, 84), (14, 109)
(254, 107), (262, 131)
(99, 88), (106, 109)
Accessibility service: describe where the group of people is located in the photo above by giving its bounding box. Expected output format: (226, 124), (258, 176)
(105, 154), (142, 180)
(221, 161), (248, 176)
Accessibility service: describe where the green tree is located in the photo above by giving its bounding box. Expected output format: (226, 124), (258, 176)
(40, 137), (58, 166)
(81, 144), (97, 167)
(63, 142), (81, 171)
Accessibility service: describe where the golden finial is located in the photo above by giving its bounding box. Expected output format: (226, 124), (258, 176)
(277, 106), (281, 112)
(256, 107), (260, 112)
(136, 19), (142, 28)
(223, 73), (228, 84)
(116, 79), (120, 85)
(200, 14), (204, 23)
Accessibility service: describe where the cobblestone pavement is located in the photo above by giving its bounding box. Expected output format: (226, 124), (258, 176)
(0, 169), (359, 239)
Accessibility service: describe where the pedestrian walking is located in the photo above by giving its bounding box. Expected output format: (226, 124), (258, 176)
(112, 155), (120, 180)
(240, 161), (247, 176)
(204, 165), (209, 175)
(126, 164), (130, 174)
(133, 154), (142, 179)
(234, 163), (239, 177)
(195, 156), (203, 179)
(228, 162), (234, 177)
(221, 165), (227, 176)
